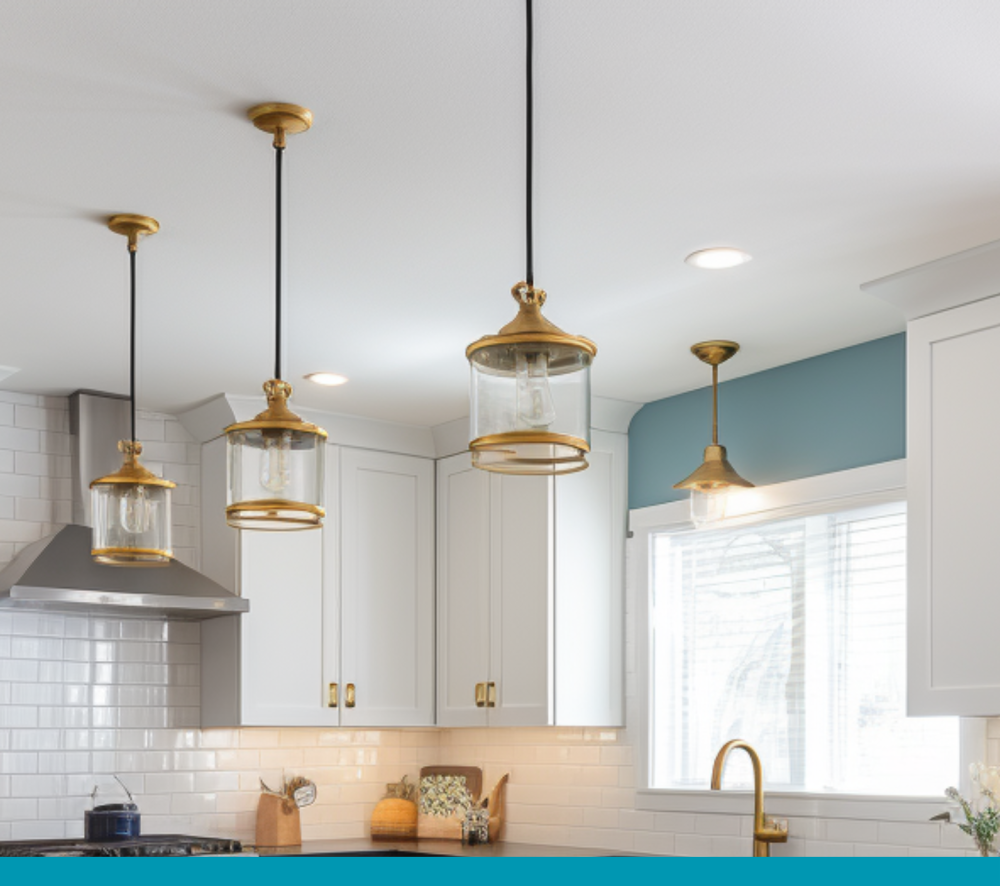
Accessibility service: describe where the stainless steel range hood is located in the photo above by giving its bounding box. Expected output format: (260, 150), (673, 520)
(0, 392), (248, 620)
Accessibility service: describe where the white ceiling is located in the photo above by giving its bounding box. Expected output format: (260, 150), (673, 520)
(3, 0), (1000, 426)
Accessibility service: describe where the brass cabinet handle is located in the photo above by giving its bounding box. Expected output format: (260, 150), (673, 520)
(345, 683), (356, 708)
(475, 682), (486, 708)
(327, 682), (339, 708)
(487, 681), (496, 708)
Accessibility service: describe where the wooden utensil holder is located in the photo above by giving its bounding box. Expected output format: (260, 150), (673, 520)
(255, 793), (301, 847)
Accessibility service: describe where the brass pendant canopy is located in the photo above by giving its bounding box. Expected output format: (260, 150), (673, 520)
(674, 340), (753, 495)
(224, 103), (327, 530)
(91, 216), (175, 566)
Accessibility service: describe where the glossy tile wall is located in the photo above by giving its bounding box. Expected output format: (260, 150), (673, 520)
(0, 388), (990, 855)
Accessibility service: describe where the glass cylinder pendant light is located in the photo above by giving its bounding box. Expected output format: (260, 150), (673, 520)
(673, 341), (754, 527)
(224, 103), (327, 531)
(91, 215), (175, 566)
(465, 0), (597, 476)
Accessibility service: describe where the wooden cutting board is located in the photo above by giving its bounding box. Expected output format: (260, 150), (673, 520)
(418, 765), (483, 801)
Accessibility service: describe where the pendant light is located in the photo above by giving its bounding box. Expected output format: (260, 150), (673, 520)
(465, 0), (597, 476)
(224, 104), (327, 531)
(90, 215), (176, 566)
(673, 341), (754, 527)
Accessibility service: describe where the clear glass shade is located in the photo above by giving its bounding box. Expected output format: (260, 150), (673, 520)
(90, 441), (174, 566)
(689, 487), (729, 528)
(469, 342), (592, 475)
(227, 427), (325, 530)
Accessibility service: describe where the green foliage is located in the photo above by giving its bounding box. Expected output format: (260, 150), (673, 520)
(947, 786), (1000, 857)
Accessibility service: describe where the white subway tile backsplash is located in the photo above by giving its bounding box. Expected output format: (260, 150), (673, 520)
(0, 427), (39, 453)
(14, 406), (68, 433)
(878, 821), (942, 848)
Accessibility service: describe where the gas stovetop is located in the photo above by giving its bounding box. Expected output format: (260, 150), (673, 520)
(0, 835), (244, 857)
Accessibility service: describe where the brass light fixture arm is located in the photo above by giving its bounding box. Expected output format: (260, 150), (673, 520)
(691, 340), (739, 445)
(107, 214), (159, 444)
(712, 363), (719, 445)
(247, 103), (313, 381)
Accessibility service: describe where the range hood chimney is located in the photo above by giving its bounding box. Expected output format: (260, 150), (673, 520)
(0, 392), (248, 620)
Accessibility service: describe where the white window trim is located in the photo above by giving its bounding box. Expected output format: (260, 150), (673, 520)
(631, 459), (986, 823)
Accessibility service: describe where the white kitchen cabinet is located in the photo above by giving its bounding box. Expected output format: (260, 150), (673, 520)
(201, 438), (339, 727)
(201, 441), (435, 728)
(436, 430), (626, 727)
(338, 448), (435, 727)
(908, 294), (1000, 715)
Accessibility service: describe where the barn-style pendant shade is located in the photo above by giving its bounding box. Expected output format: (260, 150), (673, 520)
(466, 0), (596, 475)
(224, 103), (327, 530)
(673, 340), (754, 527)
(91, 215), (176, 566)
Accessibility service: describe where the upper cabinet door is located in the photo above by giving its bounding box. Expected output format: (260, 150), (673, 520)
(437, 453), (491, 727)
(321, 444), (342, 722)
(489, 473), (553, 727)
(909, 295), (1000, 716)
(340, 448), (435, 727)
(239, 526), (330, 726)
(555, 431), (626, 727)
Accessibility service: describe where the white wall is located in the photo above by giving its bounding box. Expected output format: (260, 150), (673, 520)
(0, 389), (989, 855)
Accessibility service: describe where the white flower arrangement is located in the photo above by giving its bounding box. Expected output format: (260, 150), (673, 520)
(945, 763), (1000, 857)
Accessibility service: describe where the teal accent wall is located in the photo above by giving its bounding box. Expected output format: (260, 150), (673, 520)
(628, 334), (905, 510)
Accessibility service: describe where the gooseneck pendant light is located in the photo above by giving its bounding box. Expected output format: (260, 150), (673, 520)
(90, 215), (176, 566)
(465, 0), (597, 475)
(224, 104), (327, 531)
(673, 341), (754, 527)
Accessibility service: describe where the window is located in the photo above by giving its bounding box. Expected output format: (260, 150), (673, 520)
(646, 493), (959, 798)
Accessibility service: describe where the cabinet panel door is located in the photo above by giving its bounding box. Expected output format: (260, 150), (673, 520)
(489, 474), (553, 727)
(340, 448), (435, 726)
(240, 527), (331, 726)
(437, 454), (490, 727)
(909, 296), (1000, 715)
(555, 431), (626, 726)
(321, 445), (341, 723)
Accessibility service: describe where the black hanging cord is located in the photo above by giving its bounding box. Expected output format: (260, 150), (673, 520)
(275, 142), (284, 381)
(129, 246), (137, 444)
(525, 0), (534, 287)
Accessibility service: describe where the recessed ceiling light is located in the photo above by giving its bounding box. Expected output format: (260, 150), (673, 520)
(304, 372), (349, 387)
(685, 247), (752, 270)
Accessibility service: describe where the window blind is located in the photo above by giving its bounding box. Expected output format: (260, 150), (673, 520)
(650, 500), (958, 796)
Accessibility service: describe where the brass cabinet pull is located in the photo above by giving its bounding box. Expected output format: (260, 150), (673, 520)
(327, 682), (339, 708)
(345, 683), (356, 708)
(487, 681), (496, 708)
(475, 682), (486, 708)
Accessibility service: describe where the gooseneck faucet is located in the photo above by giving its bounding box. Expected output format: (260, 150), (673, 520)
(710, 739), (788, 857)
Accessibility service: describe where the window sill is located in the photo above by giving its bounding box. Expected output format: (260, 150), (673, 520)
(635, 788), (948, 823)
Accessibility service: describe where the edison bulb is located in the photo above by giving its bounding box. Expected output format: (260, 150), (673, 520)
(690, 488), (728, 528)
(119, 485), (153, 534)
(259, 432), (292, 494)
(515, 351), (556, 429)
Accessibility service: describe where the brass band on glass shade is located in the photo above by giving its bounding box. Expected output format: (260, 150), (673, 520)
(467, 283), (596, 475)
(673, 341), (753, 527)
(224, 103), (327, 530)
(91, 214), (176, 566)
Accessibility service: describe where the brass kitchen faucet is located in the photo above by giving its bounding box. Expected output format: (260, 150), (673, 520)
(710, 739), (789, 857)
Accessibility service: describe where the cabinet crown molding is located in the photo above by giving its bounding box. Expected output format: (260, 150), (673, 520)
(863, 237), (1000, 321)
